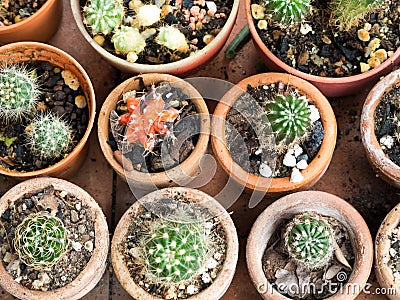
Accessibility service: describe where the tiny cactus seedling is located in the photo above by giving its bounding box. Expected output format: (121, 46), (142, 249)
(13, 211), (69, 268)
(138, 217), (209, 283)
(156, 26), (189, 53)
(83, 0), (124, 35)
(264, 94), (311, 144)
(284, 213), (334, 270)
(0, 65), (40, 123)
(111, 26), (146, 61)
(25, 113), (73, 160)
(136, 4), (161, 27)
(264, 0), (312, 26)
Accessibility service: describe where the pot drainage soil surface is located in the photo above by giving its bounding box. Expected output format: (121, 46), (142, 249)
(0, 0), (47, 26)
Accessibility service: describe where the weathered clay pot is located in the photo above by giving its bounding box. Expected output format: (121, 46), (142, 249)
(246, 191), (373, 300)
(245, 0), (400, 98)
(375, 201), (400, 300)
(98, 73), (210, 188)
(0, 177), (109, 300)
(70, 0), (239, 75)
(361, 69), (400, 188)
(111, 187), (239, 299)
(0, 42), (96, 179)
(211, 72), (337, 194)
(0, 0), (62, 44)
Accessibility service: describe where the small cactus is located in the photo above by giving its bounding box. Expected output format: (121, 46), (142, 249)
(264, 94), (311, 144)
(13, 211), (69, 268)
(25, 113), (73, 160)
(329, 0), (386, 31)
(111, 26), (146, 62)
(284, 213), (334, 270)
(138, 217), (209, 283)
(136, 4), (161, 27)
(83, 0), (124, 35)
(0, 65), (40, 123)
(156, 26), (189, 53)
(264, 0), (312, 26)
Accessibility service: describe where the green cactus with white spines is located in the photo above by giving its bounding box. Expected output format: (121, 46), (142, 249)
(138, 217), (210, 284)
(111, 25), (146, 56)
(13, 211), (69, 268)
(0, 65), (40, 123)
(25, 113), (73, 160)
(265, 0), (312, 26)
(284, 213), (334, 270)
(264, 94), (311, 145)
(83, 0), (124, 35)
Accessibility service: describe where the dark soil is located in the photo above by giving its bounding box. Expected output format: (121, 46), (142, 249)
(108, 77), (200, 173)
(253, 0), (400, 77)
(225, 82), (324, 178)
(121, 189), (227, 299)
(80, 0), (233, 64)
(262, 215), (354, 299)
(374, 83), (400, 165)
(0, 0), (47, 26)
(0, 186), (95, 291)
(0, 61), (89, 172)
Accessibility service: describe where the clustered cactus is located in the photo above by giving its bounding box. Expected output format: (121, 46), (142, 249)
(0, 65), (40, 123)
(156, 26), (189, 54)
(13, 211), (69, 268)
(264, 0), (312, 26)
(138, 217), (209, 283)
(284, 213), (334, 270)
(111, 26), (146, 62)
(25, 113), (73, 160)
(83, 0), (124, 35)
(264, 94), (311, 145)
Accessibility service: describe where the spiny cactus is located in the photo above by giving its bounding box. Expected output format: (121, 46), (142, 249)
(83, 0), (124, 35)
(138, 217), (209, 283)
(0, 65), (40, 123)
(25, 113), (73, 160)
(264, 0), (312, 26)
(264, 94), (311, 144)
(329, 0), (387, 31)
(111, 26), (146, 61)
(156, 26), (189, 53)
(13, 211), (69, 268)
(284, 213), (334, 270)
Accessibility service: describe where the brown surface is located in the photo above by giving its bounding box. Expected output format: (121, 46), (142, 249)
(0, 0), (398, 299)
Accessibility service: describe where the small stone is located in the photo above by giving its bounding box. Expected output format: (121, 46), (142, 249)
(360, 62), (371, 73)
(364, 22), (372, 31)
(186, 285), (196, 295)
(203, 34), (214, 45)
(127, 52), (139, 63)
(257, 20), (268, 30)
(61, 70), (80, 90)
(357, 29), (370, 42)
(321, 35), (331, 44)
(297, 51), (309, 65)
(202, 272), (211, 283)
(75, 203), (82, 211)
(72, 241), (82, 252)
(251, 4), (264, 19)
(300, 23), (312, 35)
(368, 38), (381, 52)
(84, 241), (94, 252)
(75, 95), (87, 108)
(296, 160), (308, 170)
(309, 105), (320, 123)
(78, 224), (86, 234)
(259, 162), (272, 178)
(374, 49), (388, 63)
(290, 167), (304, 183)
(368, 57), (381, 68)
(380, 135), (394, 149)
(214, 252), (223, 261)
(61, 276), (67, 281)
(3, 252), (13, 263)
(206, 1), (217, 13)
(293, 145), (303, 158)
(390, 248), (397, 257)
(70, 210), (79, 223)
(283, 153), (297, 167)
(164, 287), (177, 299)
(205, 258), (218, 269)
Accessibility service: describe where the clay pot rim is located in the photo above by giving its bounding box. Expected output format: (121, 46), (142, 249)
(0, 41), (96, 178)
(0, 0), (57, 32)
(244, 0), (400, 85)
(361, 69), (400, 184)
(211, 72), (337, 193)
(0, 177), (109, 300)
(97, 73), (210, 186)
(70, 0), (240, 74)
(111, 186), (239, 300)
(375, 201), (400, 299)
(246, 190), (373, 300)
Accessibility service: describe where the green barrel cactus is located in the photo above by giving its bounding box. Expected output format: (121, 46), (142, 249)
(265, 0), (312, 26)
(284, 213), (334, 270)
(0, 65), (40, 123)
(13, 211), (69, 268)
(83, 0), (124, 35)
(264, 94), (311, 144)
(25, 113), (73, 160)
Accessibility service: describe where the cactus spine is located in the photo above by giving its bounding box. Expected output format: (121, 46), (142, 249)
(83, 0), (124, 35)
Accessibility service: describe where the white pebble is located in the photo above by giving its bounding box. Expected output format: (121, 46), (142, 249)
(283, 153), (297, 167)
(300, 23), (312, 35)
(214, 252), (223, 261)
(205, 258), (218, 269)
(206, 1), (217, 13)
(202, 272), (211, 283)
(259, 162), (272, 177)
(296, 159), (308, 170)
(380, 135), (394, 149)
(186, 285), (196, 295)
(290, 167), (304, 183)
(254, 149), (262, 155)
(84, 241), (94, 252)
(72, 241), (82, 252)
(309, 105), (320, 123)
(390, 248), (397, 257)
(293, 144), (303, 157)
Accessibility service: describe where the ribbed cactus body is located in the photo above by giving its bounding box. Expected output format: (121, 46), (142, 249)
(265, 0), (312, 25)
(112, 26), (146, 55)
(83, 0), (124, 35)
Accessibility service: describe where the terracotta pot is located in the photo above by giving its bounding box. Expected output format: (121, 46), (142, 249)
(361, 69), (400, 188)
(211, 72), (337, 194)
(111, 187), (239, 299)
(375, 201), (400, 300)
(98, 73), (210, 188)
(246, 190), (373, 300)
(70, 0), (239, 75)
(0, 42), (96, 179)
(0, 177), (109, 300)
(0, 0), (62, 44)
(244, 0), (400, 98)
